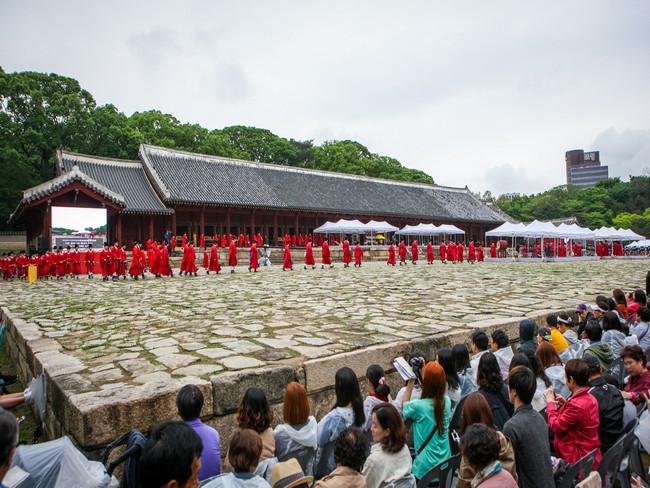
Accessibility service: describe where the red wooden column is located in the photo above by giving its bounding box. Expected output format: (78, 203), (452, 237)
(200, 207), (205, 238)
(43, 203), (52, 248)
(294, 213), (299, 237)
(251, 210), (256, 238)
(226, 208), (231, 237)
(273, 212), (278, 246)
(116, 213), (123, 245)
(171, 210), (177, 236)
(148, 215), (154, 240)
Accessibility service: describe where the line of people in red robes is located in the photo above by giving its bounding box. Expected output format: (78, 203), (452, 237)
(387, 240), (483, 266)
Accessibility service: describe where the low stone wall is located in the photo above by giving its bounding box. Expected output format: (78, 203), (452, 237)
(0, 233), (27, 251)
(0, 300), (568, 456)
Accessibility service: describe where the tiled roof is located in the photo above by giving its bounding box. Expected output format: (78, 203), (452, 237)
(140, 145), (504, 224)
(58, 151), (171, 215)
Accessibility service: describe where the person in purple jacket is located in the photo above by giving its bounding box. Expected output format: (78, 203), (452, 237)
(177, 385), (221, 481)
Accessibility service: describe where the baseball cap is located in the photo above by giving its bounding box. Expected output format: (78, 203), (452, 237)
(538, 326), (553, 342)
(576, 304), (587, 313)
(583, 355), (601, 372)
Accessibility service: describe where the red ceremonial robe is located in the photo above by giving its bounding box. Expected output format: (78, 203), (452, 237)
(72, 250), (82, 275)
(283, 245), (293, 270)
(439, 243), (446, 262)
(171, 236), (176, 251)
(477, 246), (484, 262)
(456, 243), (464, 262)
(180, 245), (190, 272)
(238, 234), (245, 247)
(291, 235), (297, 247)
(304, 243), (315, 266)
(202, 250), (209, 269)
(221, 235), (227, 248)
(490, 243), (497, 258)
(596, 243), (603, 257)
(187, 246), (197, 273)
(426, 243), (434, 263)
(200, 234), (205, 249)
(245, 235), (251, 248)
(388, 245), (396, 265)
(343, 240), (351, 264)
(111, 245), (121, 275)
(468, 242), (476, 261)
(129, 246), (142, 276)
(298, 235), (303, 247)
(229, 241), (238, 267)
(411, 241), (419, 262)
(160, 246), (171, 276)
(321, 241), (332, 265)
(182, 234), (187, 248)
(447, 243), (456, 262)
(354, 245), (364, 266)
(249, 244), (259, 270)
(119, 247), (127, 276)
(209, 245), (221, 273)
(257, 234), (263, 247)
(398, 242), (407, 263)
(100, 249), (110, 276)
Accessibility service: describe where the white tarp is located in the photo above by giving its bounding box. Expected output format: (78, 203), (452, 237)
(520, 219), (559, 238)
(396, 223), (440, 236)
(618, 228), (645, 241)
(313, 219), (367, 234)
(626, 239), (650, 248)
(365, 220), (399, 233)
(436, 224), (466, 235)
(485, 222), (527, 237)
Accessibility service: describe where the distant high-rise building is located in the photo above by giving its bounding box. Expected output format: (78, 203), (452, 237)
(565, 149), (609, 188)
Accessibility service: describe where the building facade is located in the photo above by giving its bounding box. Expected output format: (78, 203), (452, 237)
(565, 149), (609, 188)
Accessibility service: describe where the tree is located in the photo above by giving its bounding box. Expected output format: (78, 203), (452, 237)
(222, 125), (298, 165)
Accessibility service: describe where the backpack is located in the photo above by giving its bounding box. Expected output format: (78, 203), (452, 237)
(101, 429), (147, 488)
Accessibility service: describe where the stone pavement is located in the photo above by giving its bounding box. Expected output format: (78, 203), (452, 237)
(0, 259), (647, 393)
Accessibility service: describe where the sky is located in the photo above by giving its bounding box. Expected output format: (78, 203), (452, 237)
(2, 1), (649, 197)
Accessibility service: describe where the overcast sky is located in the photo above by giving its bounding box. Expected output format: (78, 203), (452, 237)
(3, 1), (649, 196)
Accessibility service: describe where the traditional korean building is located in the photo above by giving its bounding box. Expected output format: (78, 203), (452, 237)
(10, 144), (505, 248)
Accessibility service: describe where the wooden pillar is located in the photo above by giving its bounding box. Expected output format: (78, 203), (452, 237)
(117, 213), (123, 245)
(226, 208), (231, 237)
(148, 215), (154, 240)
(273, 212), (278, 246)
(251, 210), (256, 237)
(200, 207), (205, 237)
(171, 210), (177, 236)
(294, 213), (299, 237)
(43, 204), (52, 248)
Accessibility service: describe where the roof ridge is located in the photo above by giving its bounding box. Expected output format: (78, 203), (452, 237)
(59, 150), (140, 166)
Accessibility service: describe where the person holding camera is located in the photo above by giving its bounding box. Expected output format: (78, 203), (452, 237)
(401, 361), (451, 481)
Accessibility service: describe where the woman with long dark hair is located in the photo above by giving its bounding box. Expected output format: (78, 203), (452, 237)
(316, 367), (365, 476)
(402, 361), (451, 480)
(437, 348), (461, 410)
(452, 344), (477, 398)
(536, 342), (570, 399)
(476, 353), (513, 431)
(363, 364), (391, 430)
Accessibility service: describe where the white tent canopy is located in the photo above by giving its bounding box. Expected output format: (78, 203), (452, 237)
(437, 224), (466, 235)
(396, 223), (440, 236)
(313, 219), (368, 234)
(485, 222), (527, 237)
(365, 220), (399, 233)
(520, 220), (559, 238)
(617, 228), (645, 241)
(626, 239), (650, 248)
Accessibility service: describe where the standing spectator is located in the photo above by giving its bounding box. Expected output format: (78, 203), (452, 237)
(583, 320), (615, 372)
(176, 385), (221, 481)
(620, 345), (650, 405)
(546, 359), (602, 468)
(274, 382), (317, 474)
(317, 367), (365, 476)
(490, 330), (513, 381)
(314, 427), (367, 488)
(459, 424), (517, 488)
(476, 353), (513, 431)
(515, 319), (537, 354)
(363, 365), (391, 430)
(362, 404), (412, 488)
(584, 356), (624, 453)
(633, 307), (650, 351)
(402, 361), (451, 481)
(503, 366), (555, 488)
(140, 421), (203, 488)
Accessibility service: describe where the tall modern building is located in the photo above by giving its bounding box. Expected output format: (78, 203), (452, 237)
(565, 149), (609, 188)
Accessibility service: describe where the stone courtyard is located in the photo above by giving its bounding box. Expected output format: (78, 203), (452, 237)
(0, 258), (648, 450)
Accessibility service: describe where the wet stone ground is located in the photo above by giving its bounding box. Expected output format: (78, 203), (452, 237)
(0, 259), (646, 393)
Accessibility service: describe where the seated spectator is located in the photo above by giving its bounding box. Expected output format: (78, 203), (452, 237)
(317, 367), (365, 476)
(203, 429), (270, 488)
(503, 366), (554, 488)
(0, 410), (18, 486)
(628, 290), (647, 319)
(456, 392), (517, 488)
(459, 424), (517, 487)
(0, 389), (31, 410)
(557, 313), (579, 345)
(602, 311), (627, 358)
(620, 345), (650, 405)
(363, 365), (391, 430)
(314, 427), (367, 488)
(584, 355), (624, 453)
(606, 297), (627, 327)
(583, 320), (615, 371)
(437, 348), (461, 410)
(613, 288), (629, 319)
(452, 344), (477, 397)
(361, 403), (412, 488)
(469, 330), (490, 384)
(521, 350), (551, 411)
(490, 330), (513, 381)
(576, 303), (594, 339)
(176, 384), (221, 481)
(271, 459), (312, 488)
(274, 382), (317, 474)
(476, 353), (513, 431)
(546, 359), (602, 468)
(140, 421), (203, 488)
(633, 307), (650, 351)
(402, 361), (451, 481)
(591, 303), (608, 326)
(515, 319), (537, 354)
(546, 314), (569, 355)
(536, 341), (570, 399)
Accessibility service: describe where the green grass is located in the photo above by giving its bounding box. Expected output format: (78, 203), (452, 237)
(0, 343), (41, 444)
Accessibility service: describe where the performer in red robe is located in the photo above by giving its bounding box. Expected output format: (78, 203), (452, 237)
(110, 241), (121, 280)
(146, 239), (152, 251)
(411, 240), (419, 265)
(477, 245), (484, 262)
(119, 244), (128, 279)
(343, 239), (352, 267)
(208, 244), (221, 274)
(238, 234), (245, 247)
(63, 246), (72, 277)
(129, 243), (143, 279)
(249, 243), (259, 272)
(171, 235), (176, 251)
(447, 242), (456, 263)
(604, 242), (610, 256)
(85, 244), (95, 279)
(291, 235), (297, 247)
(213, 235), (219, 248)
(398, 240), (407, 265)
(186, 243), (198, 276)
(257, 233), (263, 247)
(387, 242), (397, 266)
(182, 233), (187, 248)
(160, 245), (171, 277)
(576, 243), (582, 257)
(439, 242), (446, 264)
(304, 242), (315, 269)
(283, 244), (293, 270)
(321, 241), (333, 268)
(229, 239), (238, 273)
(284, 234), (290, 247)
(468, 241), (476, 263)
(100, 243), (110, 280)
(596, 242), (603, 257)
(245, 235), (251, 248)
(489, 242), (497, 258)
(298, 234), (303, 247)
(202, 248), (209, 272)
(426, 240), (434, 264)
(180, 244), (190, 275)
(354, 242), (364, 267)
(72, 244), (83, 277)
(456, 242), (464, 263)
(221, 235), (227, 248)
(16, 251), (28, 280)
(200, 234), (205, 249)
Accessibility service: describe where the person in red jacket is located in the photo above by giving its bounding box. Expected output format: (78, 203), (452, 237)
(200, 233), (205, 249)
(303, 242), (315, 269)
(477, 244), (484, 262)
(620, 345), (650, 405)
(228, 239), (237, 273)
(426, 240), (434, 264)
(202, 247), (209, 273)
(321, 240), (333, 269)
(411, 240), (418, 265)
(160, 244), (172, 277)
(110, 241), (121, 281)
(398, 240), (407, 265)
(342, 239), (352, 268)
(249, 243), (259, 272)
(490, 242), (497, 258)
(447, 241), (456, 263)
(72, 244), (83, 278)
(208, 244), (221, 274)
(100, 243), (111, 281)
(353, 242), (364, 267)
(546, 358), (601, 469)
(182, 233), (187, 249)
(387, 242), (397, 266)
(282, 244), (293, 271)
(467, 241), (476, 264)
(456, 242), (464, 263)
(129, 242), (143, 279)
(439, 241), (446, 264)
(186, 243), (198, 276)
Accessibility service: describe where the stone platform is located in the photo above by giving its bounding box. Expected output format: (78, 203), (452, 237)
(0, 259), (647, 452)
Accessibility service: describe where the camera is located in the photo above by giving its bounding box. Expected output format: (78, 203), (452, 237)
(409, 357), (425, 371)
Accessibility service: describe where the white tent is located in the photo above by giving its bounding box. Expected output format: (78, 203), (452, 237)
(617, 228), (645, 241)
(365, 220), (399, 233)
(594, 226), (624, 240)
(626, 239), (650, 248)
(437, 224), (465, 235)
(520, 220), (559, 238)
(313, 221), (338, 234)
(396, 223), (440, 236)
(485, 222), (527, 237)
(313, 219), (368, 234)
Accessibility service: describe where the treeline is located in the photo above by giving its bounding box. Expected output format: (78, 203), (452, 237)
(491, 177), (650, 237)
(0, 69), (433, 230)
